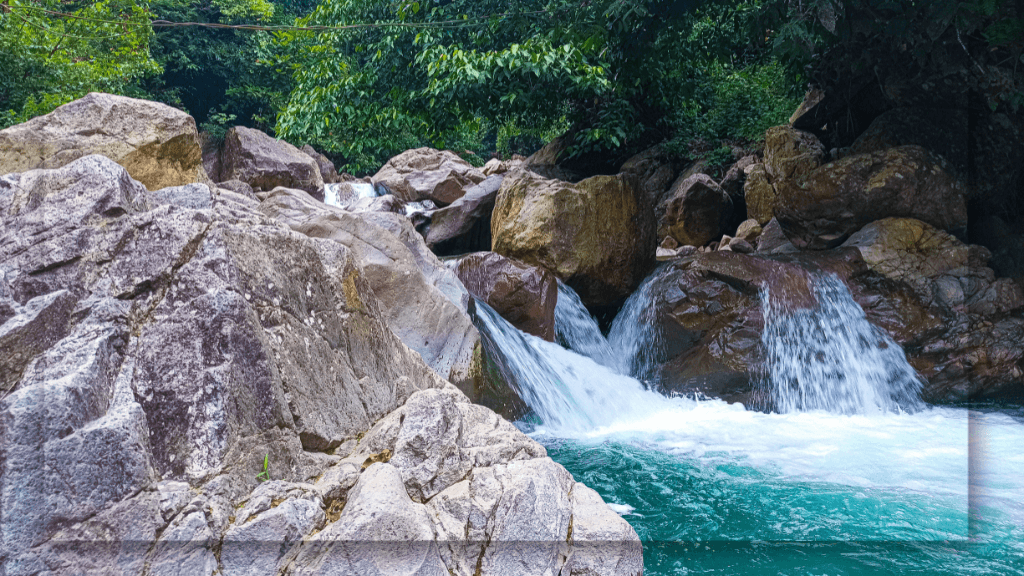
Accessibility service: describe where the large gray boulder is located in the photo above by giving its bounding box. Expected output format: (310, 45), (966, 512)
(257, 187), (480, 392)
(372, 147), (486, 205)
(0, 155), (642, 575)
(0, 92), (209, 191)
(215, 126), (325, 199)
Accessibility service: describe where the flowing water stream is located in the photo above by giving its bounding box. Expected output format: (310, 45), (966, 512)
(473, 273), (1024, 575)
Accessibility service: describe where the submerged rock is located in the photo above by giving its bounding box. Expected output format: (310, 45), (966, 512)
(491, 169), (656, 307)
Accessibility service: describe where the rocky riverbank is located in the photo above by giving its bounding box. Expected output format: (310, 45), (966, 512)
(1, 87), (1021, 574)
(0, 93), (641, 575)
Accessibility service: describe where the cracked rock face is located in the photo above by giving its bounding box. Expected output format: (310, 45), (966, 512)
(0, 153), (641, 575)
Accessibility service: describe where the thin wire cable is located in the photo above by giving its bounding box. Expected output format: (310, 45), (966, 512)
(4, 4), (556, 33)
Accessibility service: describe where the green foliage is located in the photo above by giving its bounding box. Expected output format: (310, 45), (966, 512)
(276, 0), (800, 173)
(705, 145), (735, 170)
(764, 0), (1024, 112)
(0, 0), (159, 122)
(143, 0), (299, 131)
(200, 111), (238, 144)
(665, 60), (801, 148)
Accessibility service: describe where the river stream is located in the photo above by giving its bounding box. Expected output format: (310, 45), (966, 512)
(473, 271), (1024, 575)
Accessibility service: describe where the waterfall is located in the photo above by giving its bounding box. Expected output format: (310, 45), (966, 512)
(324, 182), (381, 208)
(552, 280), (615, 368)
(473, 299), (667, 434)
(758, 274), (924, 415)
(475, 268), (924, 427)
(606, 265), (674, 383)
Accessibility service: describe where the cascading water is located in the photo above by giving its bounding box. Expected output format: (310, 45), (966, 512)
(471, 270), (1024, 576)
(324, 182), (381, 208)
(552, 280), (615, 368)
(759, 274), (924, 415)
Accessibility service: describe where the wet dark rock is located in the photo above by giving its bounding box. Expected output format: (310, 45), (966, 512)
(455, 252), (558, 341)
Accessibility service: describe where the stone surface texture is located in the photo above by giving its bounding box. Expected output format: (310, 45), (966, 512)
(0, 152), (640, 575)
(491, 169), (656, 307)
(455, 251), (558, 341)
(0, 92), (209, 191)
(663, 174), (733, 248)
(776, 145), (968, 249)
(372, 148), (486, 205)
(217, 126), (325, 199)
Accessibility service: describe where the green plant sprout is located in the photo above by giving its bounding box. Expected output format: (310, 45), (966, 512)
(256, 453), (270, 482)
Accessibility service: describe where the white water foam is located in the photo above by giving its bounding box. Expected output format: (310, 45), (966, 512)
(759, 274), (925, 415)
(324, 182), (380, 208)
(472, 278), (1024, 538)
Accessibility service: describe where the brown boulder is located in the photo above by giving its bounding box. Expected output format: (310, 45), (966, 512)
(491, 170), (656, 307)
(742, 162), (777, 225)
(0, 92), (209, 190)
(620, 145), (680, 207)
(763, 125), (825, 183)
(301, 144), (341, 184)
(664, 174), (733, 248)
(642, 249), (945, 405)
(372, 147), (486, 205)
(219, 126), (325, 199)
(843, 218), (1024, 316)
(719, 154), (758, 203)
(455, 252), (558, 341)
(777, 145), (968, 249)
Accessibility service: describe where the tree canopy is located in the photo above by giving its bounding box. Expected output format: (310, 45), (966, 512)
(1, 0), (1021, 173)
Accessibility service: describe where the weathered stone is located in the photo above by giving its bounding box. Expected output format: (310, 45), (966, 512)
(219, 126), (325, 199)
(735, 219), (762, 244)
(843, 218), (1024, 316)
(289, 463), (448, 576)
(423, 174), (504, 256)
(644, 250), (945, 405)
(719, 154), (758, 203)
(258, 187), (480, 390)
(763, 125), (825, 183)
(492, 169), (656, 307)
(217, 179), (258, 201)
(301, 144), (341, 184)
(0, 289), (78, 391)
(0, 92), (208, 190)
(664, 174), (733, 248)
(482, 157), (524, 177)
(221, 481), (326, 576)
(742, 162), (777, 225)
(789, 88), (827, 128)
(777, 146), (968, 249)
(455, 251), (557, 341)
(150, 183), (214, 210)
(620, 144), (679, 208)
(373, 147), (486, 205)
(563, 484), (644, 576)
(0, 153), (641, 576)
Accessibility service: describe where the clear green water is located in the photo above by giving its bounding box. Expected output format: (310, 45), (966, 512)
(544, 436), (1024, 575)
